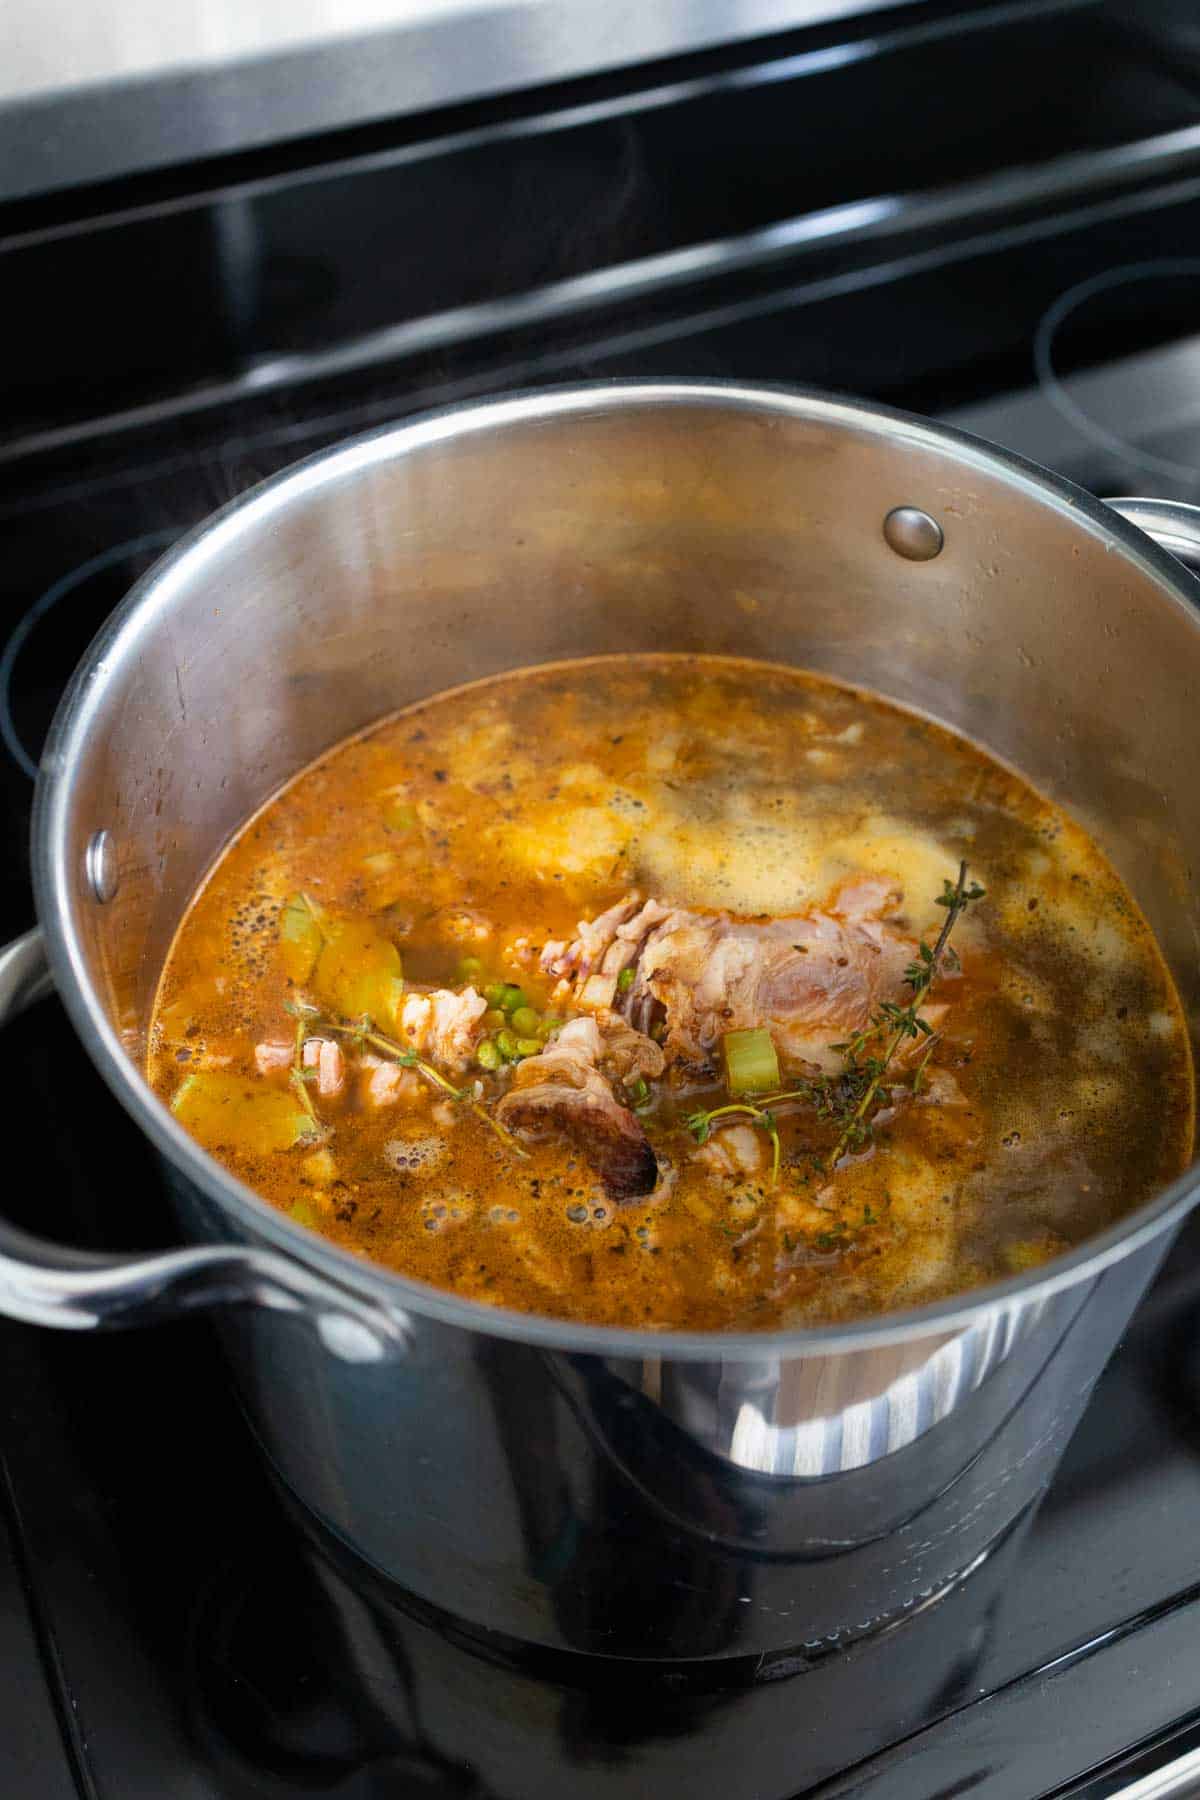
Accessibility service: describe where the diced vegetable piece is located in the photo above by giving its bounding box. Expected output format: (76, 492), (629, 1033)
(722, 1026), (780, 1096)
(515, 1037), (542, 1058)
(510, 1006), (540, 1038)
(171, 1071), (313, 1155)
(290, 1198), (320, 1227)
(617, 966), (636, 993)
(278, 893), (322, 983)
(476, 1038), (503, 1071)
(382, 798), (418, 832)
(312, 918), (404, 1030)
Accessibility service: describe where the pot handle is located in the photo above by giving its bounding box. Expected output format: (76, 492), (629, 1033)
(0, 929), (407, 1360)
(1104, 497), (1200, 578)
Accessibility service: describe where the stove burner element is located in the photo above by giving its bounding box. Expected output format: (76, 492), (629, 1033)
(1034, 259), (1200, 488)
(0, 528), (179, 779)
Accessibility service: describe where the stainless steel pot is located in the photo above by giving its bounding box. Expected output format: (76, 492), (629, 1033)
(5, 382), (1200, 1663)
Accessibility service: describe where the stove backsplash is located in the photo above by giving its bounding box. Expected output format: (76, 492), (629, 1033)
(4, 0), (1200, 479)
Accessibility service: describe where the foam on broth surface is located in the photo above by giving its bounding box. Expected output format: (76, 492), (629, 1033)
(148, 656), (1194, 1330)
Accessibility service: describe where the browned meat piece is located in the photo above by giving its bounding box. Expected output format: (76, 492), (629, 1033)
(548, 880), (921, 1077)
(590, 1010), (665, 1086)
(496, 1018), (658, 1201)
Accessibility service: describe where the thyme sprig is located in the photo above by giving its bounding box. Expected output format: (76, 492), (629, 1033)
(825, 860), (983, 1168)
(288, 1006), (321, 1130)
(683, 1094), (798, 1195)
(283, 999), (529, 1159)
(682, 862), (984, 1180)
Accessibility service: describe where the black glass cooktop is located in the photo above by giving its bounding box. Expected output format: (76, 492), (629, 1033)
(5, 2), (1200, 1794)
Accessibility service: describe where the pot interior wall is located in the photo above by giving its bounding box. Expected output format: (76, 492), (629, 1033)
(51, 390), (1200, 1082)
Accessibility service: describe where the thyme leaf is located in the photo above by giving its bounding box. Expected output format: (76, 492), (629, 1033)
(683, 1093), (813, 1190)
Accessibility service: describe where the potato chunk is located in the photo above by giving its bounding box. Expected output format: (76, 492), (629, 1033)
(170, 1071), (313, 1155)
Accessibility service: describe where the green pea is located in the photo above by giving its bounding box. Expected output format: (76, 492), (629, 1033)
(510, 1006), (540, 1037)
(617, 966), (635, 993)
(537, 1013), (563, 1039)
(482, 1008), (506, 1031)
(500, 985), (528, 1014)
(458, 955), (484, 983)
(515, 1038), (542, 1058)
(495, 1028), (519, 1061)
(476, 1038), (502, 1071)
(483, 983), (509, 1009)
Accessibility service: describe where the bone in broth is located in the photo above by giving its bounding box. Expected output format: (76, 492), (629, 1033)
(149, 656), (1194, 1331)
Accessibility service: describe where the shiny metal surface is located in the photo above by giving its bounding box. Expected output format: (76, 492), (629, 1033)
(1107, 496), (1200, 575)
(83, 828), (119, 904)
(11, 381), (1200, 1656)
(0, 928), (54, 1020)
(0, 1223), (405, 1349)
(881, 503), (944, 560)
(1113, 1746), (1200, 1800)
(0, 0), (919, 203)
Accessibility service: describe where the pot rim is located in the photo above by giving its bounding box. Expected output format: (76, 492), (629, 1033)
(32, 378), (1200, 1361)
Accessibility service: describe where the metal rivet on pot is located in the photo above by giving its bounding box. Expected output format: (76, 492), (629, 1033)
(85, 830), (119, 904)
(883, 506), (944, 561)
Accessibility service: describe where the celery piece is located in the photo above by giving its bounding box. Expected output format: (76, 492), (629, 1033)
(722, 1027), (780, 1097)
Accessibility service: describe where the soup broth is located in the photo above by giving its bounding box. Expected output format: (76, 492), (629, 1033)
(149, 656), (1194, 1330)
